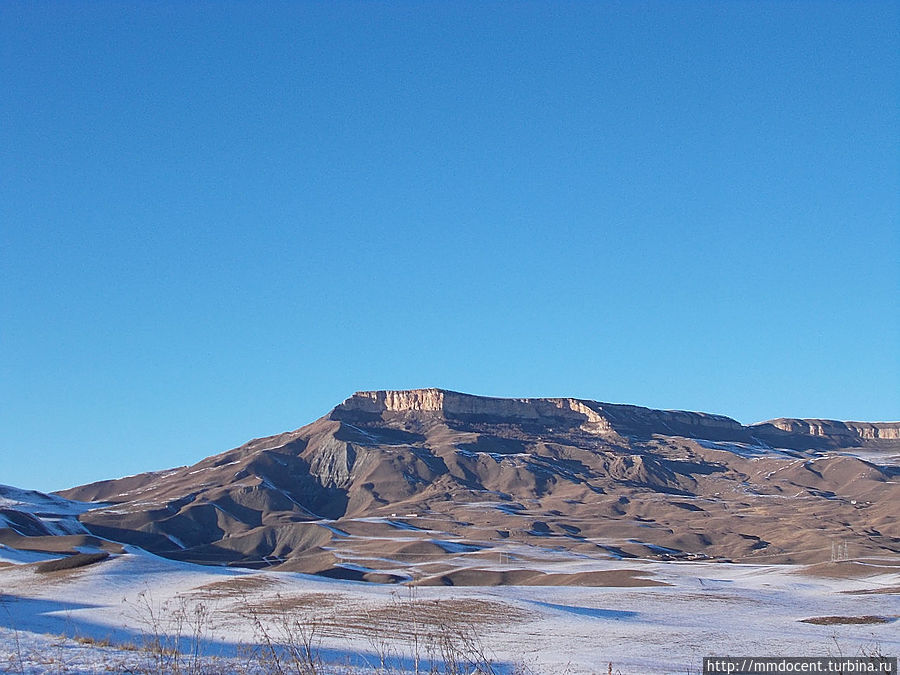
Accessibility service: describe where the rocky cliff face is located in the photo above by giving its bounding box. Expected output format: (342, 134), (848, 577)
(759, 418), (900, 441)
(340, 389), (760, 442)
(341, 389), (899, 447)
(338, 388), (611, 423)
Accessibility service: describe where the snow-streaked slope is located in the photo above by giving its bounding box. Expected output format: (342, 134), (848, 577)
(0, 485), (98, 515)
(0, 484), (101, 537)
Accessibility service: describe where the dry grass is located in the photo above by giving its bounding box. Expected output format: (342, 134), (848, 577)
(246, 592), (341, 614)
(72, 634), (112, 647)
(245, 593), (533, 642)
(841, 585), (900, 595)
(800, 615), (892, 625)
(359, 597), (532, 630)
(35, 552), (109, 574)
(192, 574), (281, 598)
(238, 590), (523, 675)
(2, 589), (534, 675)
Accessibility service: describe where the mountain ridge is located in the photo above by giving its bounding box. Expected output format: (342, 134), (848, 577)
(335, 388), (900, 446)
(20, 388), (898, 581)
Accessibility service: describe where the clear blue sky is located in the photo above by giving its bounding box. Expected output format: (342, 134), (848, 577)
(2, 2), (898, 493)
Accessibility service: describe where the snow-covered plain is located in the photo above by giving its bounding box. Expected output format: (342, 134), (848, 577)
(1, 544), (898, 674)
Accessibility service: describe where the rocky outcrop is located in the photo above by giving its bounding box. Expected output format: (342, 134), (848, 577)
(338, 389), (610, 423)
(337, 389), (749, 441)
(338, 389), (898, 447)
(748, 418), (900, 449)
(308, 437), (357, 488)
(586, 402), (750, 442)
(758, 418), (900, 441)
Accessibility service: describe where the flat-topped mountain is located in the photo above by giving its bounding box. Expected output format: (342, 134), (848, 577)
(337, 389), (746, 440)
(37, 389), (900, 582)
(338, 389), (900, 447)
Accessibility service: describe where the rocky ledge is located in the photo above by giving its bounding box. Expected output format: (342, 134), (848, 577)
(335, 389), (749, 442)
(756, 418), (900, 441)
(333, 389), (900, 447)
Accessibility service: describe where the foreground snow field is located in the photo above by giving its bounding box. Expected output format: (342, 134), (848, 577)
(1, 546), (898, 674)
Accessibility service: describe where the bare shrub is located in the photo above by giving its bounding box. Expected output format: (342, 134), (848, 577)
(0, 596), (24, 674)
(4, 583), (529, 675)
(125, 590), (213, 675)
(238, 592), (323, 675)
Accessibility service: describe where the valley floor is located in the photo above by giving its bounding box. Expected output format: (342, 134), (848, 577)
(1, 546), (898, 674)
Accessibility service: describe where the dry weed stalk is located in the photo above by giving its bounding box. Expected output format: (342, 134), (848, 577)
(237, 591), (323, 675)
(0, 595), (24, 674)
(125, 590), (213, 675)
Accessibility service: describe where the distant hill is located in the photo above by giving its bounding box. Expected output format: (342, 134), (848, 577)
(0, 484), (123, 557)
